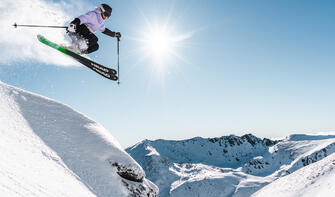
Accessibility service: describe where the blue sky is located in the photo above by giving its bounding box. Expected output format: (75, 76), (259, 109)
(1, 0), (335, 147)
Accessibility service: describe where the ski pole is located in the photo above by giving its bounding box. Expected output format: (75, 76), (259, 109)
(117, 37), (120, 85)
(13, 22), (67, 29)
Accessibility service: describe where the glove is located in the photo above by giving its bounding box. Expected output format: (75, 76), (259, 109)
(102, 28), (121, 38)
(115, 32), (122, 38)
(67, 23), (76, 33)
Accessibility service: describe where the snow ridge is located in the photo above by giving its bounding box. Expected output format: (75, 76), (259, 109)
(0, 81), (158, 197)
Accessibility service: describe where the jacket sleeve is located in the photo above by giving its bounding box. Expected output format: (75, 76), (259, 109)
(102, 28), (116, 37)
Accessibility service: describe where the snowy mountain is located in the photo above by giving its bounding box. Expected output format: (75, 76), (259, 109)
(252, 152), (335, 197)
(0, 81), (158, 197)
(126, 133), (335, 197)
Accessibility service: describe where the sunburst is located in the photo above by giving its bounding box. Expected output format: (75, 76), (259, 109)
(134, 18), (193, 70)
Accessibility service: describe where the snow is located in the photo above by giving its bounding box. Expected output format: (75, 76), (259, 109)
(68, 33), (89, 52)
(287, 134), (335, 141)
(252, 152), (335, 197)
(0, 81), (158, 197)
(127, 133), (335, 197)
(2, 79), (335, 197)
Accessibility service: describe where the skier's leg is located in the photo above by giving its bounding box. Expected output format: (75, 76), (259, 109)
(84, 34), (99, 54)
(67, 24), (99, 54)
(86, 43), (99, 54)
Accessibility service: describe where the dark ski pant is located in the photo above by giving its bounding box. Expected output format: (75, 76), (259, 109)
(73, 24), (99, 54)
(85, 34), (99, 54)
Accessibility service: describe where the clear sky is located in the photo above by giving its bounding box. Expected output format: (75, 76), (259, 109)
(1, 0), (335, 147)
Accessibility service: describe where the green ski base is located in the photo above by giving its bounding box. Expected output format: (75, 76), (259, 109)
(37, 34), (79, 55)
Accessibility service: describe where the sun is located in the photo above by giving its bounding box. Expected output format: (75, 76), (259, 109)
(143, 25), (176, 64)
(146, 29), (174, 61)
(132, 15), (194, 71)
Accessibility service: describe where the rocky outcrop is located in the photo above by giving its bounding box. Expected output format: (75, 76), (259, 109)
(110, 161), (144, 183)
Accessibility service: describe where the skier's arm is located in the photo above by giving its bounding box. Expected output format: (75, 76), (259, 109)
(102, 28), (122, 38)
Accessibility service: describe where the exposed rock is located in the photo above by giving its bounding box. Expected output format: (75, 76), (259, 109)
(110, 161), (144, 183)
(122, 179), (158, 197)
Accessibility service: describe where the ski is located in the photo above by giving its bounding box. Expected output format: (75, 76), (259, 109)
(37, 34), (118, 81)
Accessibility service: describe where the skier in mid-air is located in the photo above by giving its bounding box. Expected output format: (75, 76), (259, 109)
(66, 3), (121, 54)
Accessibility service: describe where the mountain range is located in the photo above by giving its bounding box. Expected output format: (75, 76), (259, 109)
(126, 133), (335, 196)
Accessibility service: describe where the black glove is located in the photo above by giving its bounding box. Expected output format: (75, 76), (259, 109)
(66, 18), (80, 33)
(115, 32), (122, 38)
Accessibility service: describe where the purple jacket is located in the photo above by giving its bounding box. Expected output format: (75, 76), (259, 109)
(78, 8), (106, 33)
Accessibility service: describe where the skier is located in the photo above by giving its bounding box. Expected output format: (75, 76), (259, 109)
(66, 3), (121, 54)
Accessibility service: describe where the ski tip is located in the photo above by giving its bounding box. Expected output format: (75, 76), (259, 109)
(36, 34), (46, 41)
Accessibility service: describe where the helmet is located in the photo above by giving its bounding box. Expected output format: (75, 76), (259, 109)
(100, 4), (112, 17)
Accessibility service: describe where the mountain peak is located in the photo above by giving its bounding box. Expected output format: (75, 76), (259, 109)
(207, 133), (277, 147)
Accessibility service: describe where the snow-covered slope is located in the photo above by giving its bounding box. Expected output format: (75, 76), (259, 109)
(0, 81), (158, 197)
(126, 134), (335, 197)
(252, 152), (335, 197)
